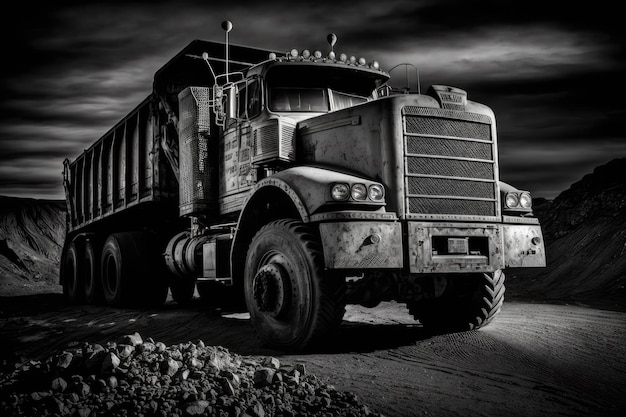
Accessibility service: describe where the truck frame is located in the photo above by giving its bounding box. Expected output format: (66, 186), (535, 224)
(61, 25), (546, 350)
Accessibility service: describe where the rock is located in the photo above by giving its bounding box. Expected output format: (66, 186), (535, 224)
(51, 377), (68, 392)
(221, 370), (241, 387)
(101, 352), (120, 374)
(117, 344), (134, 359)
(253, 368), (275, 388)
(247, 401), (265, 417)
(262, 357), (280, 370)
(295, 363), (306, 376)
(77, 381), (91, 397)
(155, 342), (167, 353)
(185, 399), (210, 415)
(188, 358), (204, 369)
(56, 351), (73, 369)
(161, 358), (179, 377)
(221, 378), (235, 396)
(122, 332), (143, 346)
(137, 342), (156, 354)
(106, 375), (118, 389)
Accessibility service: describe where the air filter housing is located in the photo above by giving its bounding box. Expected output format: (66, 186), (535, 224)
(177, 86), (217, 216)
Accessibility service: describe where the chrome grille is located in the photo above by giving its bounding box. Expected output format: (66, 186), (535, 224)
(403, 107), (497, 219)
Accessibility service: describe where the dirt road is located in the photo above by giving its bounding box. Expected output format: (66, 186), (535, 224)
(1, 293), (625, 417)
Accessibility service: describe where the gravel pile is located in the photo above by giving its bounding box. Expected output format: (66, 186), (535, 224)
(0, 333), (381, 417)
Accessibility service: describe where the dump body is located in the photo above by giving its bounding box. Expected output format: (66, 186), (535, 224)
(63, 96), (176, 233)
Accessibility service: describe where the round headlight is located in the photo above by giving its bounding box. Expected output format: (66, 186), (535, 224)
(505, 192), (519, 208)
(351, 183), (367, 200)
(331, 183), (350, 201)
(519, 192), (532, 209)
(368, 184), (385, 201)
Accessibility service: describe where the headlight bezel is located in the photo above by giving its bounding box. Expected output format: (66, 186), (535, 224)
(329, 181), (385, 203)
(503, 191), (533, 211)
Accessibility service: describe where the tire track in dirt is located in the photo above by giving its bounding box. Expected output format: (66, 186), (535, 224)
(2, 295), (625, 417)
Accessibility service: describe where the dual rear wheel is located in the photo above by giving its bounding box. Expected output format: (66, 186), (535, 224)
(61, 232), (168, 307)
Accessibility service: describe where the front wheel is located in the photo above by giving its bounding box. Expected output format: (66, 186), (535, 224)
(244, 220), (346, 350)
(407, 270), (505, 333)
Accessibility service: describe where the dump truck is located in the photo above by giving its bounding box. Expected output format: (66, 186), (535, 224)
(61, 23), (546, 349)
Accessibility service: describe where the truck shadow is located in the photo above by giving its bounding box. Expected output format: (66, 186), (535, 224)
(0, 293), (432, 360)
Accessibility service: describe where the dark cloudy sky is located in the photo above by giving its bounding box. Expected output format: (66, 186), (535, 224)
(1, 0), (624, 200)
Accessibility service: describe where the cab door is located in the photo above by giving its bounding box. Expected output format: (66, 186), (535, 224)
(218, 78), (262, 214)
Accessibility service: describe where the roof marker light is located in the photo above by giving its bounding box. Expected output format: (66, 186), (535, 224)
(314, 50), (322, 59)
(328, 51), (336, 60)
(302, 49), (311, 59)
(339, 53), (347, 62)
(349, 56), (356, 64)
(290, 49), (299, 59)
(358, 57), (366, 66)
(269, 52), (277, 60)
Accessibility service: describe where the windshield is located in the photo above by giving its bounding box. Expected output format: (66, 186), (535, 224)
(269, 88), (329, 112)
(266, 63), (385, 113)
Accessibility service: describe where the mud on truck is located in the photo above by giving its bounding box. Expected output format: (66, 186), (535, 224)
(61, 24), (546, 350)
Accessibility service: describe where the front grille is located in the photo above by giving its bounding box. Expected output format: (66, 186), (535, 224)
(403, 107), (498, 219)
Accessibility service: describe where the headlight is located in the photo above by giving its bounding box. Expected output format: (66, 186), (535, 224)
(368, 184), (385, 201)
(519, 192), (532, 209)
(351, 183), (367, 200)
(505, 192), (519, 208)
(331, 183), (350, 201)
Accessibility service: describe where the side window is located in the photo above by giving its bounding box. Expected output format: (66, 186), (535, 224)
(247, 79), (261, 118)
(237, 82), (247, 119)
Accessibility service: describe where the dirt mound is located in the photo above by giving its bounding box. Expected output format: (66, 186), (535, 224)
(0, 196), (65, 295)
(507, 158), (626, 310)
(0, 332), (379, 417)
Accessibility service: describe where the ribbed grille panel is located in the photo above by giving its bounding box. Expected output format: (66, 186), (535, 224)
(403, 110), (497, 218)
(408, 177), (494, 199)
(405, 116), (491, 140)
(406, 136), (492, 160)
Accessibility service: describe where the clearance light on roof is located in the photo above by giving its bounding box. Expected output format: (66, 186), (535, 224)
(266, 33), (385, 72)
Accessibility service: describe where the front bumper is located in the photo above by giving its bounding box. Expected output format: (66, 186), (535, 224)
(318, 217), (545, 272)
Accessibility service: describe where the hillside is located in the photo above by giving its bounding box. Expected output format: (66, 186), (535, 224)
(507, 158), (626, 310)
(0, 196), (66, 295)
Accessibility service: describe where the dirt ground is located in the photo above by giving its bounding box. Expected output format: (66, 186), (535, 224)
(1, 290), (625, 417)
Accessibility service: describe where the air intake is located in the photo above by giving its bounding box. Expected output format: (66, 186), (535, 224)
(177, 87), (218, 216)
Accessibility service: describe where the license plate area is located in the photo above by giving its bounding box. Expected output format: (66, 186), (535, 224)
(432, 236), (488, 256)
(447, 238), (468, 254)
(408, 223), (504, 274)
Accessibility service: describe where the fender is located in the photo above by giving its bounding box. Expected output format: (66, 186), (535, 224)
(229, 165), (385, 280)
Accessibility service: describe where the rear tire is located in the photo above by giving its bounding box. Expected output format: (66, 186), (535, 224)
(61, 240), (84, 304)
(84, 238), (104, 304)
(407, 270), (505, 333)
(101, 232), (168, 307)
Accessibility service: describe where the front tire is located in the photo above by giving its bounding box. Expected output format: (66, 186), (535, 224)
(244, 220), (345, 350)
(407, 270), (505, 333)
